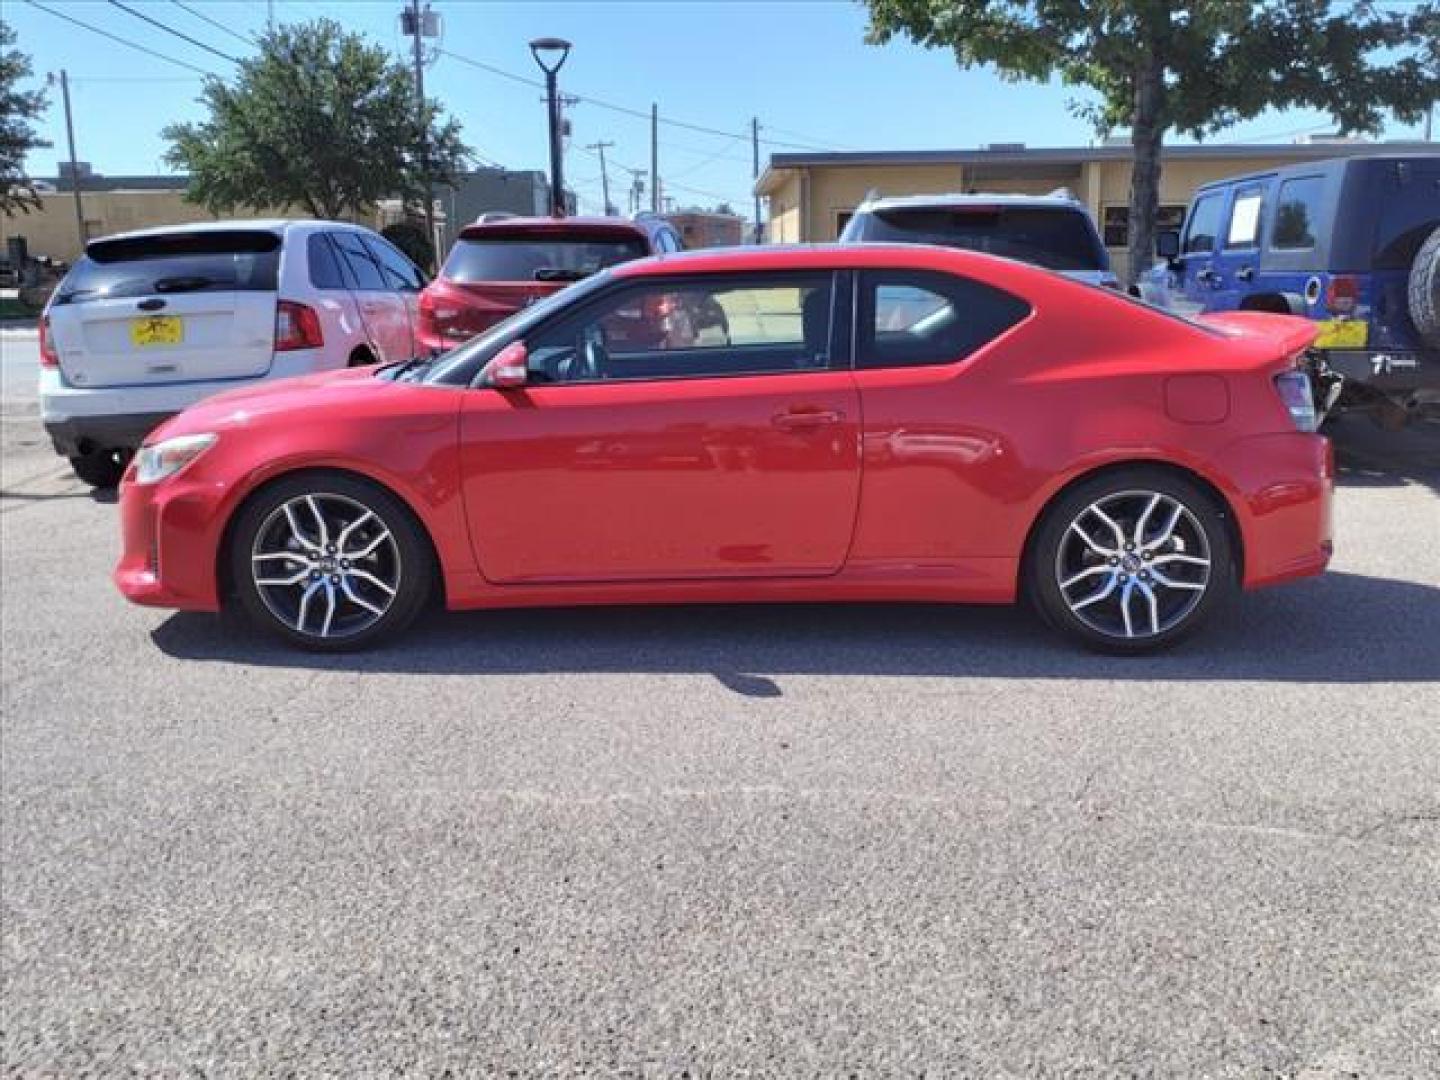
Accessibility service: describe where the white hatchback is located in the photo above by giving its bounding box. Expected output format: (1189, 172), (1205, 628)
(39, 219), (428, 487)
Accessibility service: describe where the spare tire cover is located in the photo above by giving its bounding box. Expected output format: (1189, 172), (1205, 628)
(1409, 225), (1440, 349)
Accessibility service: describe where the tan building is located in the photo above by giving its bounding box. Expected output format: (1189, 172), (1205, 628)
(755, 141), (1431, 280)
(664, 210), (746, 249)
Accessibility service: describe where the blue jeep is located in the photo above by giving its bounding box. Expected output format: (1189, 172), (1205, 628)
(1155, 153), (1440, 424)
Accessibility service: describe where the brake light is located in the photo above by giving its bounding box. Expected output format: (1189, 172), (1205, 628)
(1325, 275), (1359, 309)
(38, 314), (59, 368)
(275, 300), (323, 351)
(1274, 370), (1318, 432)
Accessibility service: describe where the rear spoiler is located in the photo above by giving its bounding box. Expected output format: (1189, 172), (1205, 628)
(1198, 311), (1341, 422)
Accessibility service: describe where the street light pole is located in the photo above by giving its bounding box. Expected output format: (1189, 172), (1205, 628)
(529, 38), (572, 217)
(408, 0), (436, 268)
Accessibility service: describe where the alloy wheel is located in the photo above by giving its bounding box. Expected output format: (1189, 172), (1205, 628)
(249, 493), (402, 640)
(1054, 489), (1212, 641)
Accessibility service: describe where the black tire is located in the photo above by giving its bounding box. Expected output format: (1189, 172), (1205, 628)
(69, 449), (128, 489)
(1409, 225), (1440, 350)
(1027, 467), (1237, 654)
(228, 471), (435, 651)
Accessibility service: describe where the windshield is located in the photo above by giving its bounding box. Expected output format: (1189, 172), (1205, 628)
(852, 206), (1107, 272)
(443, 235), (649, 284)
(54, 230), (282, 306)
(420, 270), (616, 386)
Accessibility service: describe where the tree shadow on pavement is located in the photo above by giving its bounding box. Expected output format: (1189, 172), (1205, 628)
(151, 570), (1439, 686)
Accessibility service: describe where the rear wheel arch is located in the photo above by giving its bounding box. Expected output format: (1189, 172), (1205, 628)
(1019, 459), (1245, 589)
(1238, 292), (1304, 316)
(216, 465), (445, 608)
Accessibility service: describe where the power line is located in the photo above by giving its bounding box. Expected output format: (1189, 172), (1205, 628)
(107, 0), (243, 64)
(170, 0), (259, 48)
(437, 47), (844, 153)
(23, 0), (216, 76)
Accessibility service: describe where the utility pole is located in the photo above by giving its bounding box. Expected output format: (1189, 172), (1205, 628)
(1426, 102), (1434, 142)
(650, 103), (659, 213)
(587, 141), (615, 215)
(626, 169), (645, 216)
(404, 0), (436, 269)
(54, 71), (85, 250)
(751, 117), (761, 244)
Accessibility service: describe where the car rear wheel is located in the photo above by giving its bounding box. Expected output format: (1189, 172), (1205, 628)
(1028, 469), (1236, 654)
(69, 449), (129, 489)
(229, 473), (433, 651)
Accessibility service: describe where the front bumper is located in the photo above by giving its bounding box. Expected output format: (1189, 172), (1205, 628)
(114, 469), (227, 612)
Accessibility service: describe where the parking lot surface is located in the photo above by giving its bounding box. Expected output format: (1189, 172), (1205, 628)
(3, 332), (1438, 1076)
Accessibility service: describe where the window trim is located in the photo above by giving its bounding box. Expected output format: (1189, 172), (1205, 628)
(477, 269), (846, 389)
(330, 228), (389, 292)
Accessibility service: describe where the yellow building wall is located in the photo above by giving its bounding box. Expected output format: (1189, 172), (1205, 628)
(807, 164), (966, 240)
(764, 172), (803, 244)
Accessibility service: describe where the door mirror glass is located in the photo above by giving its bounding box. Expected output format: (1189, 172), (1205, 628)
(1155, 230), (1181, 259)
(481, 341), (529, 388)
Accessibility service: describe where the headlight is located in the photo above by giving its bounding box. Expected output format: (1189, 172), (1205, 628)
(134, 433), (217, 484)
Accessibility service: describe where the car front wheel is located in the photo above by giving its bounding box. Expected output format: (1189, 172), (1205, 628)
(1029, 469), (1236, 653)
(229, 472), (434, 650)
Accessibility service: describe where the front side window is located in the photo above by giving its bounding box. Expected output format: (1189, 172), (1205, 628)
(1182, 193), (1224, 255)
(331, 231), (387, 290)
(524, 273), (835, 384)
(857, 270), (1030, 369)
(364, 236), (426, 291)
(1271, 176), (1325, 250)
(1224, 185), (1266, 249)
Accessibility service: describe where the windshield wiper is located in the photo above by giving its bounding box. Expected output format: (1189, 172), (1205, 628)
(533, 267), (588, 282)
(153, 275), (216, 293)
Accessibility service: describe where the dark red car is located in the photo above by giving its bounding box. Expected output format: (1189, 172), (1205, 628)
(115, 244), (1333, 653)
(416, 213), (686, 352)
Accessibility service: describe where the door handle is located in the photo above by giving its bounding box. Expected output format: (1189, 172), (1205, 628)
(1235, 266), (1255, 283)
(773, 408), (842, 430)
(1196, 268), (1220, 287)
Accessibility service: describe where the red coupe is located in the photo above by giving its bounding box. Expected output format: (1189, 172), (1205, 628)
(115, 244), (1333, 653)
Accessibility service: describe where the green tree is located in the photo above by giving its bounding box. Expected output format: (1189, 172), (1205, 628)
(864, 1), (1439, 284)
(0, 21), (50, 217)
(164, 19), (469, 220)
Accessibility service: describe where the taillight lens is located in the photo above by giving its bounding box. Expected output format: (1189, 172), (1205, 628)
(1325, 275), (1358, 309)
(418, 289), (467, 341)
(275, 300), (323, 351)
(1274, 370), (1318, 432)
(38, 314), (59, 368)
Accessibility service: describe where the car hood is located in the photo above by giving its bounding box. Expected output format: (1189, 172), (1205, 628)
(145, 366), (450, 442)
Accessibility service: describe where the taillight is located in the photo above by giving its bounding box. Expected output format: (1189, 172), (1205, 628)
(418, 289), (466, 341)
(275, 300), (323, 351)
(1325, 275), (1359, 309)
(1274, 370), (1318, 432)
(38, 314), (59, 368)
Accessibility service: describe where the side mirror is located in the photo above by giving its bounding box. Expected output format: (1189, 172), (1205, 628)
(480, 341), (529, 389)
(1155, 230), (1181, 260)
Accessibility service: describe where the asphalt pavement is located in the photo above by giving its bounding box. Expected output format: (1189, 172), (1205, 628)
(3, 331), (1438, 1077)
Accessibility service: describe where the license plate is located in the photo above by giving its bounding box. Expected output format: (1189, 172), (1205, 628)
(1313, 318), (1368, 349)
(130, 315), (183, 347)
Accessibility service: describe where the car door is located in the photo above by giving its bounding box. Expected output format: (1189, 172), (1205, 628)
(329, 230), (412, 362)
(1173, 189), (1228, 313)
(458, 271), (861, 583)
(1208, 179), (1271, 311)
(362, 234), (428, 357)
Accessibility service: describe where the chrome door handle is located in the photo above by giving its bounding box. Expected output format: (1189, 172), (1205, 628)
(773, 408), (842, 430)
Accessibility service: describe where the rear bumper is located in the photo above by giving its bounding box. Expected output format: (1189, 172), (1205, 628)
(1322, 348), (1440, 394)
(1213, 432), (1334, 590)
(44, 412), (173, 457)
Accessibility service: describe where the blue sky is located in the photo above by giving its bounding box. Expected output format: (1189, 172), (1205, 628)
(7, 0), (1435, 216)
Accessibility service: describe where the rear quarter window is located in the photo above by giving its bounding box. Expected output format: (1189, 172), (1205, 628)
(54, 229), (281, 306)
(1271, 176), (1325, 250)
(857, 269), (1031, 369)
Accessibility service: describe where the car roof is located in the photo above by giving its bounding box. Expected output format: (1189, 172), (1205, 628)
(83, 218), (369, 247)
(458, 215), (652, 241)
(856, 192), (1088, 211)
(610, 242), (1085, 283)
(1192, 150), (1440, 194)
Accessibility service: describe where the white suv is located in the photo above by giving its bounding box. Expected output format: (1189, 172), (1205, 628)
(40, 219), (427, 487)
(840, 192), (1120, 288)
